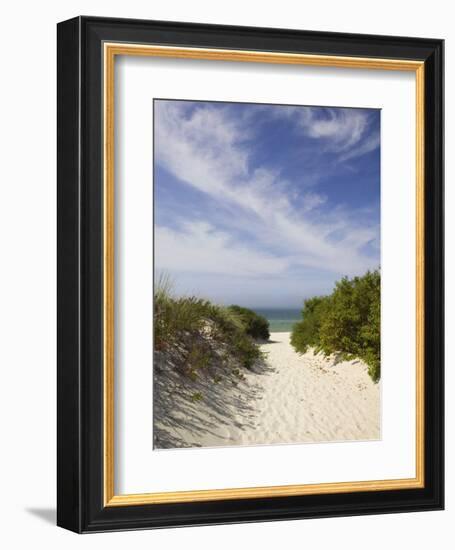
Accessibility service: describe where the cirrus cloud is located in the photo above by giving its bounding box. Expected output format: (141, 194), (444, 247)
(154, 100), (380, 306)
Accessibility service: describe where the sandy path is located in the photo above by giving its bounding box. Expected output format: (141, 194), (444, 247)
(154, 332), (380, 448)
(239, 332), (380, 445)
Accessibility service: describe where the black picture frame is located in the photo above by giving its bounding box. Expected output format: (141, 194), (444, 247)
(57, 16), (444, 533)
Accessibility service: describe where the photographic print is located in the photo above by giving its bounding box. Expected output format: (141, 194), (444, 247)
(153, 99), (381, 450)
(58, 18), (444, 531)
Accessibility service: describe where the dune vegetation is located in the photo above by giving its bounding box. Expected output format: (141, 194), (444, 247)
(227, 305), (270, 340)
(154, 276), (269, 379)
(290, 269), (381, 382)
(153, 276), (273, 448)
(153, 273), (380, 448)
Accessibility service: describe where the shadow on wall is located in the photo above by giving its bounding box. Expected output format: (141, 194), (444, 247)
(25, 508), (56, 525)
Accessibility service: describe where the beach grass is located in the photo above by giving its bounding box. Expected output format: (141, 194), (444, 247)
(154, 275), (268, 373)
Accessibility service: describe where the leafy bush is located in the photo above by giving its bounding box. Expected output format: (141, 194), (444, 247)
(290, 296), (331, 353)
(291, 270), (381, 382)
(228, 305), (270, 340)
(231, 334), (263, 369)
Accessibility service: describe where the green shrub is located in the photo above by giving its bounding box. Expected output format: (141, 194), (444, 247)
(186, 345), (210, 372)
(291, 270), (381, 382)
(228, 305), (270, 340)
(290, 296), (331, 354)
(232, 334), (263, 370)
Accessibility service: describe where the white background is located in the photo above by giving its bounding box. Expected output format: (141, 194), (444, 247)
(117, 57), (416, 494)
(0, 1), (451, 548)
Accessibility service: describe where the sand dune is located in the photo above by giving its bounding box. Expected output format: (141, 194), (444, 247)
(154, 332), (380, 449)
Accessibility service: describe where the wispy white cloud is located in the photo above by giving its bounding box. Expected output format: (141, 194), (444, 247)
(267, 105), (379, 159)
(301, 108), (370, 152)
(301, 191), (327, 212)
(154, 101), (379, 289)
(338, 131), (380, 161)
(156, 221), (288, 277)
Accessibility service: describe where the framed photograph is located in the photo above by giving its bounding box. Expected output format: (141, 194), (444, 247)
(57, 16), (444, 533)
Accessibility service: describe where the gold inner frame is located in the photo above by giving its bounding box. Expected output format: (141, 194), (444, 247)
(103, 43), (425, 507)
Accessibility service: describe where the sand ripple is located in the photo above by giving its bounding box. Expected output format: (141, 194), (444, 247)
(154, 332), (380, 449)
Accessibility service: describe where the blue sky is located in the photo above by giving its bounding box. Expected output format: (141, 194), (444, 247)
(154, 99), (380, 308)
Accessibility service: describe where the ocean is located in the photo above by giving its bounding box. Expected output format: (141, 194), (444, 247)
(252, 308), (302, 333)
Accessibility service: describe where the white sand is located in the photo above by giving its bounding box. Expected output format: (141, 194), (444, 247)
(155, 332), (380, 448)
